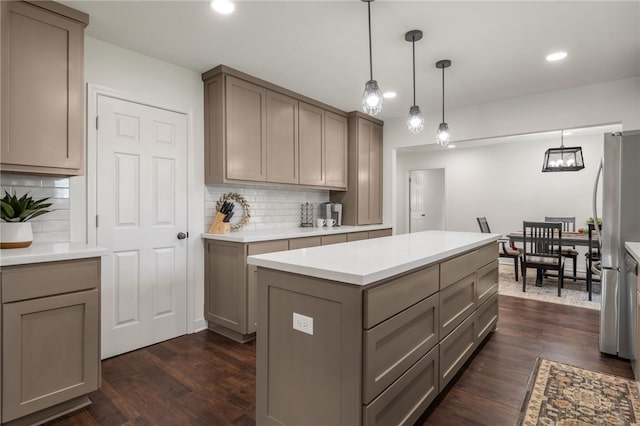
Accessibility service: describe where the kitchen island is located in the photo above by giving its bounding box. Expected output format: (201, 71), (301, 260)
(247, 230), (500, 426)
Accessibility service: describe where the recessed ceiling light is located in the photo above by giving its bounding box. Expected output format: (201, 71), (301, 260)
(563, 131), (573, 136)
(383, 92), (397, 99)
(546, 51), (567, 62)
(210, 0), (234, 14)
(447, 144), (456, 149)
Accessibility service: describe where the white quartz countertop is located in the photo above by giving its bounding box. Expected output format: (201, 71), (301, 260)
(626, 242), (640, 264)
(201, 224), (392, 243)
(0, 242), (111, 267)
(247, 230), (500, 285)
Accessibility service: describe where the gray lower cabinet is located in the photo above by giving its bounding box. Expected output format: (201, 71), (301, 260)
(256, 242), (499, 425)
(0, 258), (101, 424)
(205, 229), (392, 343)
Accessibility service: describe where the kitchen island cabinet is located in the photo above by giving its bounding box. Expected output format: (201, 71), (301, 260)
(202, 225), (392, 343)
(248, 231), (499, 425)
(1, 0), (89, 176)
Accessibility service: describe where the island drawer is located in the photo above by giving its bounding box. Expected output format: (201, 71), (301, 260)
(439, 273), (476, 338)
(363, 293), (439, 404)
(440, 242), (497, 289)
(1, 258), (100, 303)
(363, 345), (438, 426)
(439, 311), (476, 391)
(476, 260), (498, 306)
(288, 237), (321, 250)
(364, 265), (439, 329)
(476, 293), (499, 343)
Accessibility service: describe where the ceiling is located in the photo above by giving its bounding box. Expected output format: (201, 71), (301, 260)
(62, 1), (640, 120)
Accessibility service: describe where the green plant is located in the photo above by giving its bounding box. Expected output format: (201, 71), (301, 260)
(1, 191), (53, 222)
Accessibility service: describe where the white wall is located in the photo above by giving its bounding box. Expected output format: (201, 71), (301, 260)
(383, 77), (640, 231)
(71, 36), (206, 332)
(396, 132), (605, 236)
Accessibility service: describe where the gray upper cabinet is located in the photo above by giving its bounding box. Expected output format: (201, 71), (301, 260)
(226, 76), (268, 182)
(1, 1), (89, 176)
(266, 91), (298, 184)
(203, 65), (348, 190)
(324, 111), (348, 189)
(299, 102), (325, 186)
(331, 112), (384, 225)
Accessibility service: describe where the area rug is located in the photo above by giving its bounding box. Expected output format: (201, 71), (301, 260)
(516, 358), (640, 425)
(498, 263), (601, 310)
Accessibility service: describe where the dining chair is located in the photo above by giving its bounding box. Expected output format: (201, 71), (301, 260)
(545, 216), (579, 281)
(476, 217), (521, 281)
(521, 221), (565, 296)
(585, 223), (602, 301)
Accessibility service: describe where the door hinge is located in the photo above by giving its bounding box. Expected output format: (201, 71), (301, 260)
(96, 215), (99, 227)
(96, 116), (99, 130)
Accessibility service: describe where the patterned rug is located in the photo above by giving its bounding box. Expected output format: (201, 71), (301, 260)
(498, 263), (601, 310)
(516, 358), (640, 425)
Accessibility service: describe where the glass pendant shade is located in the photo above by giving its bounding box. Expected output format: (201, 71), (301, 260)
(407, 105), (424, 134)
(542, 146), (585, 172)
(362, 80), (383, 116)
(436, 122), (451, 145)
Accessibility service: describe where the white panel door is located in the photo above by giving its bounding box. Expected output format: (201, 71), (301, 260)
(97, 95), (188, 358)
(409, 171), (427, 232)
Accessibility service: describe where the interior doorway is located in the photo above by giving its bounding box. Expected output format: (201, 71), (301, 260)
(409, 169), (445, 233)
(96, 94), (188, 358)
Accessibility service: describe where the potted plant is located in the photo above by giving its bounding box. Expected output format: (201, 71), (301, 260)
(0, 191), (53, 249)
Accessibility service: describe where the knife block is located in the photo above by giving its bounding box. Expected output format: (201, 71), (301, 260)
(208, 213), (231, 234)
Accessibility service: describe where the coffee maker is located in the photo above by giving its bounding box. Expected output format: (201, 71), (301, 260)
(323, 202), (342, 227)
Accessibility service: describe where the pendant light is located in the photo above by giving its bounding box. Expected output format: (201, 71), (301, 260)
(405, 30), (424, 134)
(361, 0), (383, 116)
(542, 130), (585, 172)
(435, 59), (452, 145)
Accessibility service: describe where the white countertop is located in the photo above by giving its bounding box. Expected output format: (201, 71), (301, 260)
(247, 230), (500, 285)
(201, 224), (392, 243)
(626, 242), (640, 264)
(0, 242), (111, 267)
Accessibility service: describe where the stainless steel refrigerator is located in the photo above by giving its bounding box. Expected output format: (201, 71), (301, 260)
(594, 130), (640, 358)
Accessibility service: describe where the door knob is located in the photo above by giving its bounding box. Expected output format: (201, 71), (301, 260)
(177, 232), (187, 240)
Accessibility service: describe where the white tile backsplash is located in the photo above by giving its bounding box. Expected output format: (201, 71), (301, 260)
(1, 173), (70, 243)
(205, 184), (329, 231)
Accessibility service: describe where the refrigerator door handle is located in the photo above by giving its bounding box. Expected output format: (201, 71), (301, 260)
(593, 157), (603, 247)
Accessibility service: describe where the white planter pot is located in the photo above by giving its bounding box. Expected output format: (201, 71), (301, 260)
(0, 222), (33, 249)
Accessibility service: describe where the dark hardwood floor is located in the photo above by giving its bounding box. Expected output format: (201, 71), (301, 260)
(49, 295), (632, 426)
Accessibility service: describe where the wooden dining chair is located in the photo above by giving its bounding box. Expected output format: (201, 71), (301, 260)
(522, 221), (565, 296)
(476, 217), (521, 281)
(585, 223), (602, 301)
(545, 216), (579, 281)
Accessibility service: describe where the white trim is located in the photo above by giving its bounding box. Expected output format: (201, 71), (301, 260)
(85, 83), (199, 334)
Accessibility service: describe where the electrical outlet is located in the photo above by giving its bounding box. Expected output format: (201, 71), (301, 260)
(292, 312), (313, 335)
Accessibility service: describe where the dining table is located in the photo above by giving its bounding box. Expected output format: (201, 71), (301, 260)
(507, 230), (600, 287)
(507, 230), (600, 249)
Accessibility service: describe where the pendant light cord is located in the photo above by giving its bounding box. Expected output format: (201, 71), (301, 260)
(441, 66), (445, 123)
(412, 38), (416, 106)
(368, 1), (373, 81)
